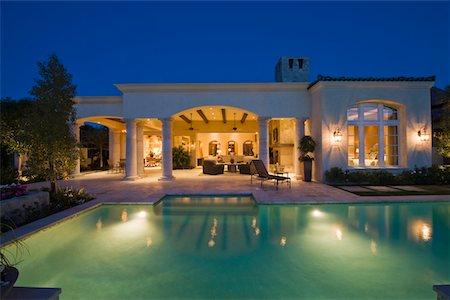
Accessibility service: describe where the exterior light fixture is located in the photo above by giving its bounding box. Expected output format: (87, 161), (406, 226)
(417, 127), (430, 142)
(332, 128), (342, 144)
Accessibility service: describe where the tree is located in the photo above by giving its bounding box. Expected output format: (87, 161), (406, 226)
(434, 85), (450, 159)
(0, 98), (35, 178)
(80, 124), (109, 168)
(26, 54), (78, 193)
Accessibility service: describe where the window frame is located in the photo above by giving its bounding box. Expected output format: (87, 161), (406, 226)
(347, 103), (400, 168)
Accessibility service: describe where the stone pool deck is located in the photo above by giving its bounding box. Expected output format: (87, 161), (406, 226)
(2, 167), (449, 245)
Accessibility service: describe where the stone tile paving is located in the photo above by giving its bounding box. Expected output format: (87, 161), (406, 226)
(391, 185), (427, 192)
(338, 186), (374, 192)
(364, 186), (401, 192)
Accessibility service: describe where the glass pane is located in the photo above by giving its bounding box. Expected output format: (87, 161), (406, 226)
(383, 106), (398, 120)
(347, 125), (359, 166)
(347, 107), (359, 121)
(384, 155), (398, 166)
(364, 126), (378, 166)
(363, 105), (378, 121)
(384, 135), (398, 146)
(384, 146), (399, 156)
(384, 126), (398, 135)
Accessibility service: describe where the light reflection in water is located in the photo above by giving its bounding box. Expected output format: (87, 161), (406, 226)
(96, 218), (102, 230)
(335, 228), (343, 240)
(280, 236), (287, 247)
(146, 237), (153, 247)
(410, 219), (433, 242)
(370, 240), (377, 255)
(312, 209), (323, 218)
(121, 209), (128, 222)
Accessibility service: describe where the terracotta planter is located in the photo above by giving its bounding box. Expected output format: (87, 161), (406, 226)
(303, 160), (312, 182)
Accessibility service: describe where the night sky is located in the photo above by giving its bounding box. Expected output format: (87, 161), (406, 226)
(1, 1), (449, 99)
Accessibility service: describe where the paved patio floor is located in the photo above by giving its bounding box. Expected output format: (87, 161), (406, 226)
(26, 167), (450, 204)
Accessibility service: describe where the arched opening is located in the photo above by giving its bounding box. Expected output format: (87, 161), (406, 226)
(173, 105), (259, 167)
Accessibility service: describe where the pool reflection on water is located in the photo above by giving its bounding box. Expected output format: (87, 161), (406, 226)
(5, 196), (450, 299)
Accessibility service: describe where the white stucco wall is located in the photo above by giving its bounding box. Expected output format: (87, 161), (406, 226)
(310, 81), (433, 181)
(116, 83), (311, 120)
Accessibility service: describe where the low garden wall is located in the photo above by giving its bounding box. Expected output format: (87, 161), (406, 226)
(0, 191), (50, 225)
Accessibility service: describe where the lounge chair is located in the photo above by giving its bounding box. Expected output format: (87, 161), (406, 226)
(251, 160), (291, 190)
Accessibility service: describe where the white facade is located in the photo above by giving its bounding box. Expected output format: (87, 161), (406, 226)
(74, 59), (434, 182)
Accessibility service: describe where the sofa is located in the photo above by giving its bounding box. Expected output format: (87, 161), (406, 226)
(202, 160), (224, 175)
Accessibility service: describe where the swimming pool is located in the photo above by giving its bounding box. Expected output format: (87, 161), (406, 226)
(3, 195), (449, 299)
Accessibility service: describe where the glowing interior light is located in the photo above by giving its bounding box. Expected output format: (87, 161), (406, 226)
(280, 236), (287, 247)
(312, 209), (323, 217)
(138, 211), (147, 218)
(335, 229), (343, 240)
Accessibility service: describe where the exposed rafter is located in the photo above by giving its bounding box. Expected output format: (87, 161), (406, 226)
(179, 114), (192, 124)
(196, 109), (209, 124)
(221, 108), (227, 124)
(240, 113), (248, 124)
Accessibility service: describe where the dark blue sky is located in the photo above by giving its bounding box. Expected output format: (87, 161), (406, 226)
(1, 1), (449, 99)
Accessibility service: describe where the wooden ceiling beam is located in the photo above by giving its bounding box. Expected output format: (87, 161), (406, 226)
(240, 113), (248, 124)
(196, 109), (209, 124)
(221, 108), (227, 124)
(179, 114), (191, 124)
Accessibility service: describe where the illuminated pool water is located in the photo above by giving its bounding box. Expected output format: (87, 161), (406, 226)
(3, 196), (450, 299)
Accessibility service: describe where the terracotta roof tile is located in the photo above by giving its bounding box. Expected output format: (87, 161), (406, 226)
(308, 75), (435, 89)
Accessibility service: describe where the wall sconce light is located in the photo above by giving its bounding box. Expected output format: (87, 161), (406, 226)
(332, 128), (342, 144)
(417, 127), (430, 142)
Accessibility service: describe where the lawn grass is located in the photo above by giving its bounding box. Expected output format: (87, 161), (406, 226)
(334, 185), (450, 196)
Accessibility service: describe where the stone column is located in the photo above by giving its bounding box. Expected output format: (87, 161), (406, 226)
(258, 117), (270, 169)
(159, 117), (175, 181)
(124, 118), (139, 180)
(136, 121), (144, 176)
(109, 129), (121, 167)
(119, 130), (126, 160)
(294, 118), (306, 180)
(71, 121), (82, 176)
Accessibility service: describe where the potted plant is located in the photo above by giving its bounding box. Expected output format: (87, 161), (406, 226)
(298, 136), (316, 182)
(0, 237), (24, 297)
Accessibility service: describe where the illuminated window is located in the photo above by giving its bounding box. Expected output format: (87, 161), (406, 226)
(243, 140), (254, 156)
(347, 104), (399, 167)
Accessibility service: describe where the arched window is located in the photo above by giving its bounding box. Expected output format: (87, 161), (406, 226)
(347, 104), (399, 167)
(209, 141), (220, 156)
(227, 141), (236, 155)
(243, 140), (254, 156)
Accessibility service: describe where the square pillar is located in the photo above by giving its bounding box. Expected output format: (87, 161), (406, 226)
(294, 118), (306, 180)
(258, 116), (270, 168)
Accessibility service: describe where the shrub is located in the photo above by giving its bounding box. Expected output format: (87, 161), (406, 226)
(49, 187), (94, 212)
(324, 167), (345, 183)
(0, 184), (27, 200)
(324, 166), (449, 185)
(172, 146), (191, 169)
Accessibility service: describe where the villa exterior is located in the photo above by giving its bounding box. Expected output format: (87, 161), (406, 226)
(74, 57), (434, 182)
